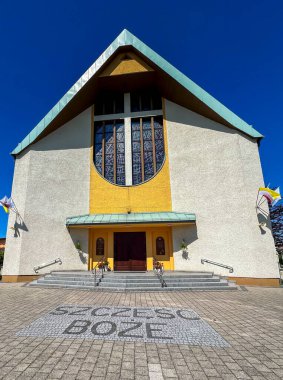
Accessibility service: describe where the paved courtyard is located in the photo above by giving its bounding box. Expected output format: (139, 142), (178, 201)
(0, 284), (282, 380)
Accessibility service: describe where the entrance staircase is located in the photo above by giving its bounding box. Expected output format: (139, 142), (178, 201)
(29, 271), (238, 291)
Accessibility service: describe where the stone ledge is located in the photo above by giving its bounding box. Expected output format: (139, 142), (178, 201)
(228, 277), (280, 287)
(1, 275), (281, 287)
(1, 275), (40, 283)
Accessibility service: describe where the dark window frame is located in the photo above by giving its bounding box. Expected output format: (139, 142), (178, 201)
(96, 237), (105, 256)
(156, 236), (165, 255)
(131, 116), (165, 185)
(94, 93), (124, 116)
(130, 91), (162, 112)
(94, 120), (125, 185)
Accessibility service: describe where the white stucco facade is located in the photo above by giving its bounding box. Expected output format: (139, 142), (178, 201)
(2, 99), (279, 282)
(165, 100), (279, 279)
(3, 108), (92, 276)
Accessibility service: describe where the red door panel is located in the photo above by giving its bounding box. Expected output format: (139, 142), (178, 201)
(114, 232), (146, 271)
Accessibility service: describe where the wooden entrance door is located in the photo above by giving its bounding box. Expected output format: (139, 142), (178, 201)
(114, 232), (146, 271)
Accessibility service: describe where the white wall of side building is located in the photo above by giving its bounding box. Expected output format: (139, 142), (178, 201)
(3, 108), (92, 276)
(165, 100), (279, 279)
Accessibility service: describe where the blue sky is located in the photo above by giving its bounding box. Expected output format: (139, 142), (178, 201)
(0, 0), (282, 237)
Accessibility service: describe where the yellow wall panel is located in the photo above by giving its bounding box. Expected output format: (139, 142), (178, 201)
(99, 52), (153, 77)
(89, 226), (173, 271)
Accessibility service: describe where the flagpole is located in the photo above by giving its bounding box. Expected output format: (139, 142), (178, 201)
(256, 189), (260, 209)
(257, 206), (268, 216)
(10, 197), (20, 216)
(258, 197), (266, 208)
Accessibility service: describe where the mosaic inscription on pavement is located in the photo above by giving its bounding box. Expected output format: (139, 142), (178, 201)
(17, 305), (229, 347)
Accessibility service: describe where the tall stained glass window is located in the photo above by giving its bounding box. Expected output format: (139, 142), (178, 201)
(132, 116), (165, 185)
(94, 91), (164, 186)
(94, 120), (125, 185)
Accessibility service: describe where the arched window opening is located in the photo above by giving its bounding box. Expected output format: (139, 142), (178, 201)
(94, 91), (164, 186)
(156, 237), (165, 255)
(96, 238), (105, 256)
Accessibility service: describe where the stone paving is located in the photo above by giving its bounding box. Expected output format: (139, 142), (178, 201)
(0, 283), (282, 380)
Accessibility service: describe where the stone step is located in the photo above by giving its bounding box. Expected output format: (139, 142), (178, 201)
(49, 271), (214, 278)
(101, 277), (221, 283)
(97, 285), (240, 293)
(37, 281), (159, 288)
(37, 276), (221, 283)
(36, 278), (225, 288)
(163, 281), (228, 287)
(103, 271), (147, 274)
(36, 279), (101, 286)
(100, 275), (157, 279)
(29, 282), (97, 290)
(163, 274), (214, 279)
(107, 272), (213, 278)
(99, 275), (214, 281)
(96, 285), (238, 292)
(50, 271), (98, 277)
(29, 270), (237, 292)
(162, 277), (221, 282)
(29, 282), (237, 292)
(99, 281), (229, 288)
(40, 275), (103, 283)
(99, 282), (162, 288)
(158, 272), (214, 277)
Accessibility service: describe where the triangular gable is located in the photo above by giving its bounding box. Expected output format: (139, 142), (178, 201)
(99, 52), (153, 76)
(12, 29), (262, 156)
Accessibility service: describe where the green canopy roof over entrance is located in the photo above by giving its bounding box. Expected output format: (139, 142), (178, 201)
(66, 211), (196, 227)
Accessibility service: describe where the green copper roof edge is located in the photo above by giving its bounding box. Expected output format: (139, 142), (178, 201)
(123, 30), (262, 139)
(66, 211), (196, 225)
(11, 30), (128, 156)
(67, 221), (196, 226)
(12, 29), (262, 156)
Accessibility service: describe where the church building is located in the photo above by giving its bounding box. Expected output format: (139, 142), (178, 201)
(2, 30), (280, 286)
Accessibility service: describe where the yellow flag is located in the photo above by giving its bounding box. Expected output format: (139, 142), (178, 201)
(3, 205), (9, 213)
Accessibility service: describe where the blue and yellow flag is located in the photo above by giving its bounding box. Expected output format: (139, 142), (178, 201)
(0, 196), (14, 213)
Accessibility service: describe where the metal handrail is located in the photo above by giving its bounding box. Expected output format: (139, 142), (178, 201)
(153, 258), (167, 287)
(201, 259), (234, 273)
(92, 257), (106, 287)
(34, 258), (62, 273)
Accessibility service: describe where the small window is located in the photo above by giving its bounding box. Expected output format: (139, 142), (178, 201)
(156, 237), (165, 255)
(95, 93), (124, 115)
(96, 238), (104, 256)
(131, 91), (162, 112)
